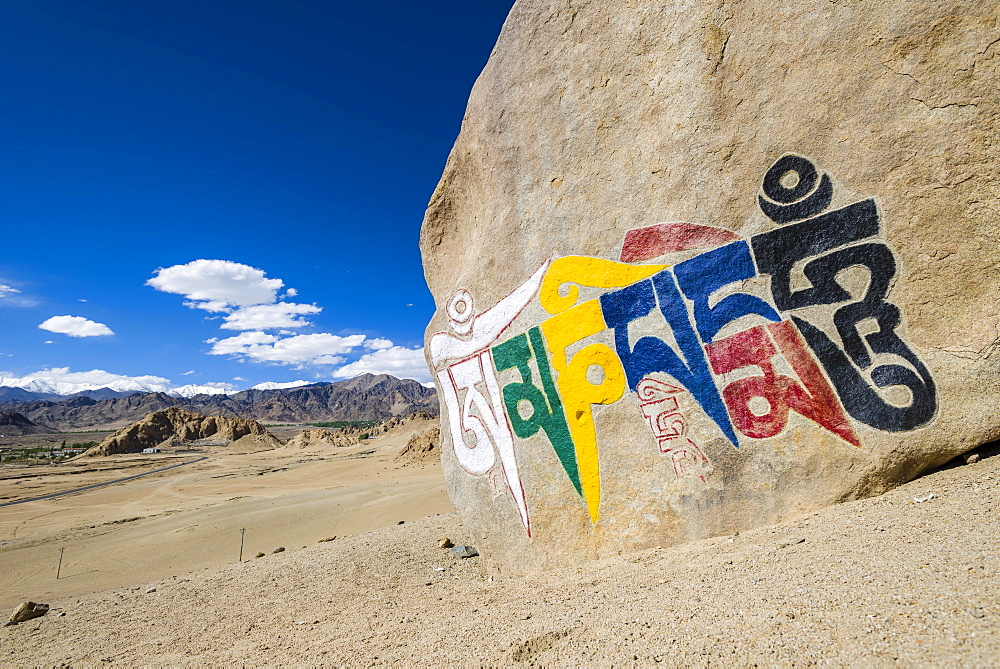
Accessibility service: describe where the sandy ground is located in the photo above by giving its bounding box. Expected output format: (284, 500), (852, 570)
(0, 445), (997, 665)
(0, 418), (449, 612)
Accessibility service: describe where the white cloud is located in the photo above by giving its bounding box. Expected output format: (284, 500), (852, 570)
(207, 331), (366, 366)
(332, 346), (430, 384)
(39, 315), (114, 337)
(147, 259), (284, 312)
(0, 284), (21, 297)
(43, 340), (54, 344)
(363, 337), (393, 350)
(181, 370), (196, 376)
(148, 260), (418, 379)
(220, 302), (322, 331)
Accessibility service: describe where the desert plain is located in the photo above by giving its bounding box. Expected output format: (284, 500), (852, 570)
(0, 417), (451, 613)
(0, 420), (997, 665)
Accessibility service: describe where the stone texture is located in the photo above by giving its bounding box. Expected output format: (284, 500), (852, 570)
(450, 545), (479, 559)
(420, 0), (1000, 573)
(6, 601), (48, 625)
(396, 427), (441, 463)
(283, 429), (360, 450)
(86, 407), (280, 456)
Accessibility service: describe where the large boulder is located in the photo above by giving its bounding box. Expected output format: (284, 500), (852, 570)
(420, 0), (1000, 573)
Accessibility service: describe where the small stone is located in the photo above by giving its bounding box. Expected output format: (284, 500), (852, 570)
(914, 493), (935, 503)
(397, 520), (405, 525)
(6, 601), (49, 626)
(438, 537), (454, 549)
(146, 587), (156, 594)
(254, 552), (266, 558)
(58, 612), (66, 617)
(963, 452), (982, 465)
(779, 538), (806, 549)
(272, 547), (285, 554)
(318, 536), (336, 543)
(450, 545), (479, 559)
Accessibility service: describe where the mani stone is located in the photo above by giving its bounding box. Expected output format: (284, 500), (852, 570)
(420, 0), (1000, 574)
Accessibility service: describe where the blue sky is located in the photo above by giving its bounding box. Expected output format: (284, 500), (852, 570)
(0, 0), (514, 392)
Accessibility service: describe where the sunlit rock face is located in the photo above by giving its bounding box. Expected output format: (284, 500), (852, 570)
(420, 0), (1000, 573)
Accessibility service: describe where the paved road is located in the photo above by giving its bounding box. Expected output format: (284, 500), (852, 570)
(0, 456), (209, 508)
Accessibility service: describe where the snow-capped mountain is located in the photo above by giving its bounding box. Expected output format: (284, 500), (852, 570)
(249, 380), (313, 391)
(0, 375), (239, 400)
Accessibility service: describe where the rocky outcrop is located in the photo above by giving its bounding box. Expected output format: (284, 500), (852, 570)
(283, 429), (360, 449)
(8, 375), (439, 430)
(86, 408), (280, 456)
(0, 412), (55, 436)
(420, 0), (1000, 573)
(342, 411), (438, 438)
(396, 427), (440, 463)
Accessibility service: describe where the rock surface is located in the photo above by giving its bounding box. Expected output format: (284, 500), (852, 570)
(6, 601), (48, 626)
(396, 427), (440, 463)
(420, 0), (1000, 573)
(450, 544), (479, 559)
(283, 429), (360, 450)
(86, 408), (280, 456)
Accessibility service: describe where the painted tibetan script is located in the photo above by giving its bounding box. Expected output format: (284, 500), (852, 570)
(431, 154), (936, 535)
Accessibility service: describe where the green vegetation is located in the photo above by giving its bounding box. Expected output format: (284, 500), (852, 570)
(308, 420), (381, 429)
(358, 433), (370, 440)
(0, 441), (97, 464)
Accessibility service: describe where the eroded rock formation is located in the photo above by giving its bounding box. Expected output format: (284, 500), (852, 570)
(86, 408), (280, 456)
(396, 427), (440, 463)
(283, 429), (360, 449)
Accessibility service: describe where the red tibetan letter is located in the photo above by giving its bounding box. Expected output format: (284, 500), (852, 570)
(705, 322), (860, 447)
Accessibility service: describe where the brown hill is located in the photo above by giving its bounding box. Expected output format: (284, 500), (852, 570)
(0, 411), (56, 436)
(86, 408), (280, 456)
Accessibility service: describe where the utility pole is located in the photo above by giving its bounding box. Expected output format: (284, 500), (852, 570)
(56, 547), (65, 580)
(238, 528), (246, 562)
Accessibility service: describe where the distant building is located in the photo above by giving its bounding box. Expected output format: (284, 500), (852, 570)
(142, 447), (163, 454)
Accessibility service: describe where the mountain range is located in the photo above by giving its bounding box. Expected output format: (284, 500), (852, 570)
(0, 378), (318, 403)
(3, 374), (439, 430)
